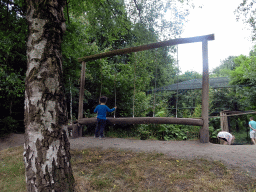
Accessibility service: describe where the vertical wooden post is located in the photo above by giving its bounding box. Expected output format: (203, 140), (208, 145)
(200, 40), (209, 143)
(220, 111), (224, 130)
(220, 111), (229, 132)
(78, 61), (86, 120)
(71, 124), (78, 138)
(219, 111), (225, 144)
(69, 77), (72, 124)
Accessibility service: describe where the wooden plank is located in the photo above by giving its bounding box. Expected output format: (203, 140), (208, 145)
(224, 111), (254, 114)
(78, 61), (86, 120)
(78, 117), (203, 126)
(200, 40), (209, 143)
(78, 34), (215, 63)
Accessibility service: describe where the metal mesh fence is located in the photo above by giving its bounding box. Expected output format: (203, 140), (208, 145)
(147, 77), (232, 140)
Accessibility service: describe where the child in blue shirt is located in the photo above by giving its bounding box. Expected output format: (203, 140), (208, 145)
(94, 96), (117, 139)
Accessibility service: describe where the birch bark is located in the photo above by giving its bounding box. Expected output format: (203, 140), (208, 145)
(24, 0), (75, 191)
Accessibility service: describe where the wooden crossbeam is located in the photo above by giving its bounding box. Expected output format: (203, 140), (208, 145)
(78, 34), (214, 63)
(78, 117), (203, 126)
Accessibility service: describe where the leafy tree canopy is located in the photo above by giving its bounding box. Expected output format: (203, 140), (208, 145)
(211, 56), (238, 77)
(176, 71), (202, 82)
(0, 0), (191, 133)
(236, 0), (256, 40)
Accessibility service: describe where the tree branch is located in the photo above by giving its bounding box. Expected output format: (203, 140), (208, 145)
(105, 0), (132, 35)
(66, 0), (70, 23)
(133, 0), (142, 22)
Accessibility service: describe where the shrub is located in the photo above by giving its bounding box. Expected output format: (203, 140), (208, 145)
(0, 116), (19, 136)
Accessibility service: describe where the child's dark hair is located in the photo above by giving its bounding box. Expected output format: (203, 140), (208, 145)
(100, 96), (107, 103)
(250, 117), (254, 120)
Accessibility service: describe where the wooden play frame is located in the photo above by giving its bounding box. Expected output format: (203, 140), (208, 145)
(72, 34), (214, 143)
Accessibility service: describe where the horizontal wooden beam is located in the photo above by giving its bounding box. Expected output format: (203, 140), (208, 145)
(209, 111), (256, 118)
(78, 117), (203, 126)
(78, 34), (214, 63)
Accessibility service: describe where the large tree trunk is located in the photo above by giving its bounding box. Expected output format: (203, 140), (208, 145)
(24, 0), (75, 191)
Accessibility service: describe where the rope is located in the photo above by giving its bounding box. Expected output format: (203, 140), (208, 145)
(100, 59), (117, 119)
(114, 64), (117, 118)
(133, 53), (137, 118)
(153, 52), (157, 117)
(176, 45), (179, 118)
(100, 59), (103, 98)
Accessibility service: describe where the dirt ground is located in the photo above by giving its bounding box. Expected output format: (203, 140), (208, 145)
(1, 133), (256, 178)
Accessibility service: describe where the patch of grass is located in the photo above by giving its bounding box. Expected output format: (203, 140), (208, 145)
(1, 146), (256, 191)
(71, 148), (256, 192)
(0, 146), (26, 192)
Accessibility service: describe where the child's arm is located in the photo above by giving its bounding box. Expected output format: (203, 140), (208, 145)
(106, 106), (116, 112)
(94, 106), (98, 116)
(94, 105), (98, 113)
(249, 124), (256, 131)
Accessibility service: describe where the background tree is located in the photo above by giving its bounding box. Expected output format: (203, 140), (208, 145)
(236, 0), (256, 40)
(207, 50), (256, 143)
(65, 0), (187, 120)
(0, 0), (27, 135)
(23, 0), (74, 190)
(0, 0), (190, 135)
(0, 0), (192, 142)
(229, 47), (256, 109)
(211, 56), (237, 77)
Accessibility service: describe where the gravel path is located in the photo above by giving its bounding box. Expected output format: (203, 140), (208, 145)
(1, 134), (256, 178)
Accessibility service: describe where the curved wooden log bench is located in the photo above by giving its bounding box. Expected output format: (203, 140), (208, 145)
(68, 117), (203, 139)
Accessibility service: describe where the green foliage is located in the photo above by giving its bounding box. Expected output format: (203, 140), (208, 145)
(211, 56), (237, 77)
(233, 131), (251, 144)
(192, 104), (201, 118)
(62, 0), (184, 119)
(177, 71), (202, 83)
(167, 89), (202, 118)
(208, 47), (256, 139)
(158, 124), (189, 141)
(0, 116), (19, 135)
(137, 124), (151, 140)
(230, 55), (252, 85)
(0, 0), (191, 137)
(228, 49), (256, 111)
(133, 91), (152, 117)
(0, 66), (25, 135)
(236, 0), (256, 40)
(0, 66), (24, 98)
(135, 106), (195, 141)
(0, 1), (27, 134)
(209, 126), (221, 139)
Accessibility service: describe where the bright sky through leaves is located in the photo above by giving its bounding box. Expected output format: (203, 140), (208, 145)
(175, 0), (254, 74)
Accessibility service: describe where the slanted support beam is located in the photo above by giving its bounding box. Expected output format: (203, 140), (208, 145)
(200, 40), (209, 143)
(78, 34), (214, 63)
(78, 117), (203, 126)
